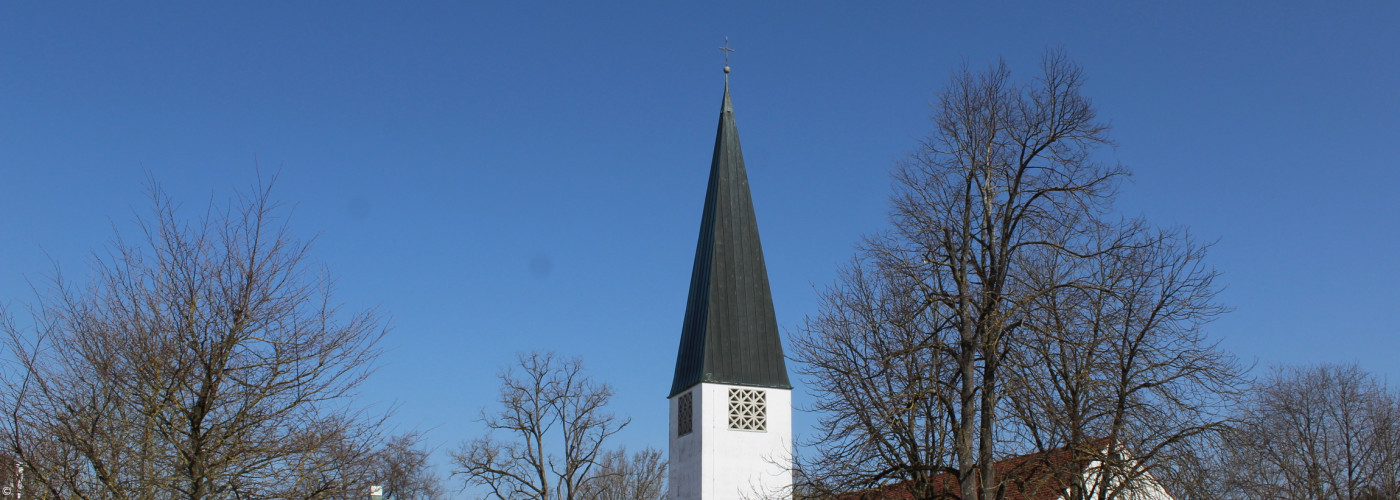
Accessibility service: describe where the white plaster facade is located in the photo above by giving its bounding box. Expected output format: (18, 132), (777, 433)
(668, 383), (792, 500)
(1080, 460), (1176, 500)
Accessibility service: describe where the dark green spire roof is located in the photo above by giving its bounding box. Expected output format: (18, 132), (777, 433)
(670, 82), (791, 397)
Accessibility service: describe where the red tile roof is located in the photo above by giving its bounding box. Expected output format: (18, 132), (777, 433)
(844, 439), (1113, 500)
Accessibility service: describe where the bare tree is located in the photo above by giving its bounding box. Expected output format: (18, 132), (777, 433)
(1148, 430), (1230, 500)
(1003, 227), (1242, 500)
(0, 177), (387, 499)
(453, 351), (630, 500)
(791, 259), (957, 497)
(794, 50), (1125, 499)
(375, 432), (445, 500)
(890, 49), (1123, 500)
(574, 447), (666, 500)
(1212, 364), (1400, 499)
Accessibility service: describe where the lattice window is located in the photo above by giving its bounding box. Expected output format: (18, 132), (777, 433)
(727, 388), (767, 431)
(677, 391), (694, 437)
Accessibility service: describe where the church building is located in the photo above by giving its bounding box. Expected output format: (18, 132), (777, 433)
(667, 63), (794, 500)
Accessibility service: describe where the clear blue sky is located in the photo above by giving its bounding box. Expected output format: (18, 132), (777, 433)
(2, 2), (1397, 495)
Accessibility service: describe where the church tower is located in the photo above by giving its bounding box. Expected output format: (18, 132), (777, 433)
(668, 65), (793, 500)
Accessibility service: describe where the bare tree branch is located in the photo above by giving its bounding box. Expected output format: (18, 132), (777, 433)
(453, 352), (636, 500)
(793, 51), (1238, 500)
(0, 176), (389, 499)
(1188, 364), (1400, 500)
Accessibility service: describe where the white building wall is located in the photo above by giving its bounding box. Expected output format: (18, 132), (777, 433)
(669, 387), (702, 500)
(669, 383), (792, 500)
(1080, 460), (1177, 500)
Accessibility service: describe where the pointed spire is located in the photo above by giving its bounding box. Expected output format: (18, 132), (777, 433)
(670, 75), (791, 397)
(722, 80), (733, 113)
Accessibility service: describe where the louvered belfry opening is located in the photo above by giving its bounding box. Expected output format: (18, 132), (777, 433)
(677, 391), (694, 437)
(727, 388), (767, 431)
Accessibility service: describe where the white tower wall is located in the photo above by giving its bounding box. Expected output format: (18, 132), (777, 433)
(669, 383), (792, 500)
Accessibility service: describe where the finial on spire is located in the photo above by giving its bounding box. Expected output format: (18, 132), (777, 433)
(719, 37), (734, 77)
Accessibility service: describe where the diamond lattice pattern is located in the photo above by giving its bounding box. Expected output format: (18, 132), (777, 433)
(728, 388), (767, 431)
(678, 391), (694, 437)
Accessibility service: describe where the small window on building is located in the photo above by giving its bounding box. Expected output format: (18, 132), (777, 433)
(678, 391), (694, 437)
(727, 388), (766, 431)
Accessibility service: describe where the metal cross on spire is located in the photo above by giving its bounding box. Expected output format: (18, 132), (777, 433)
(720, 37), (734, 78)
